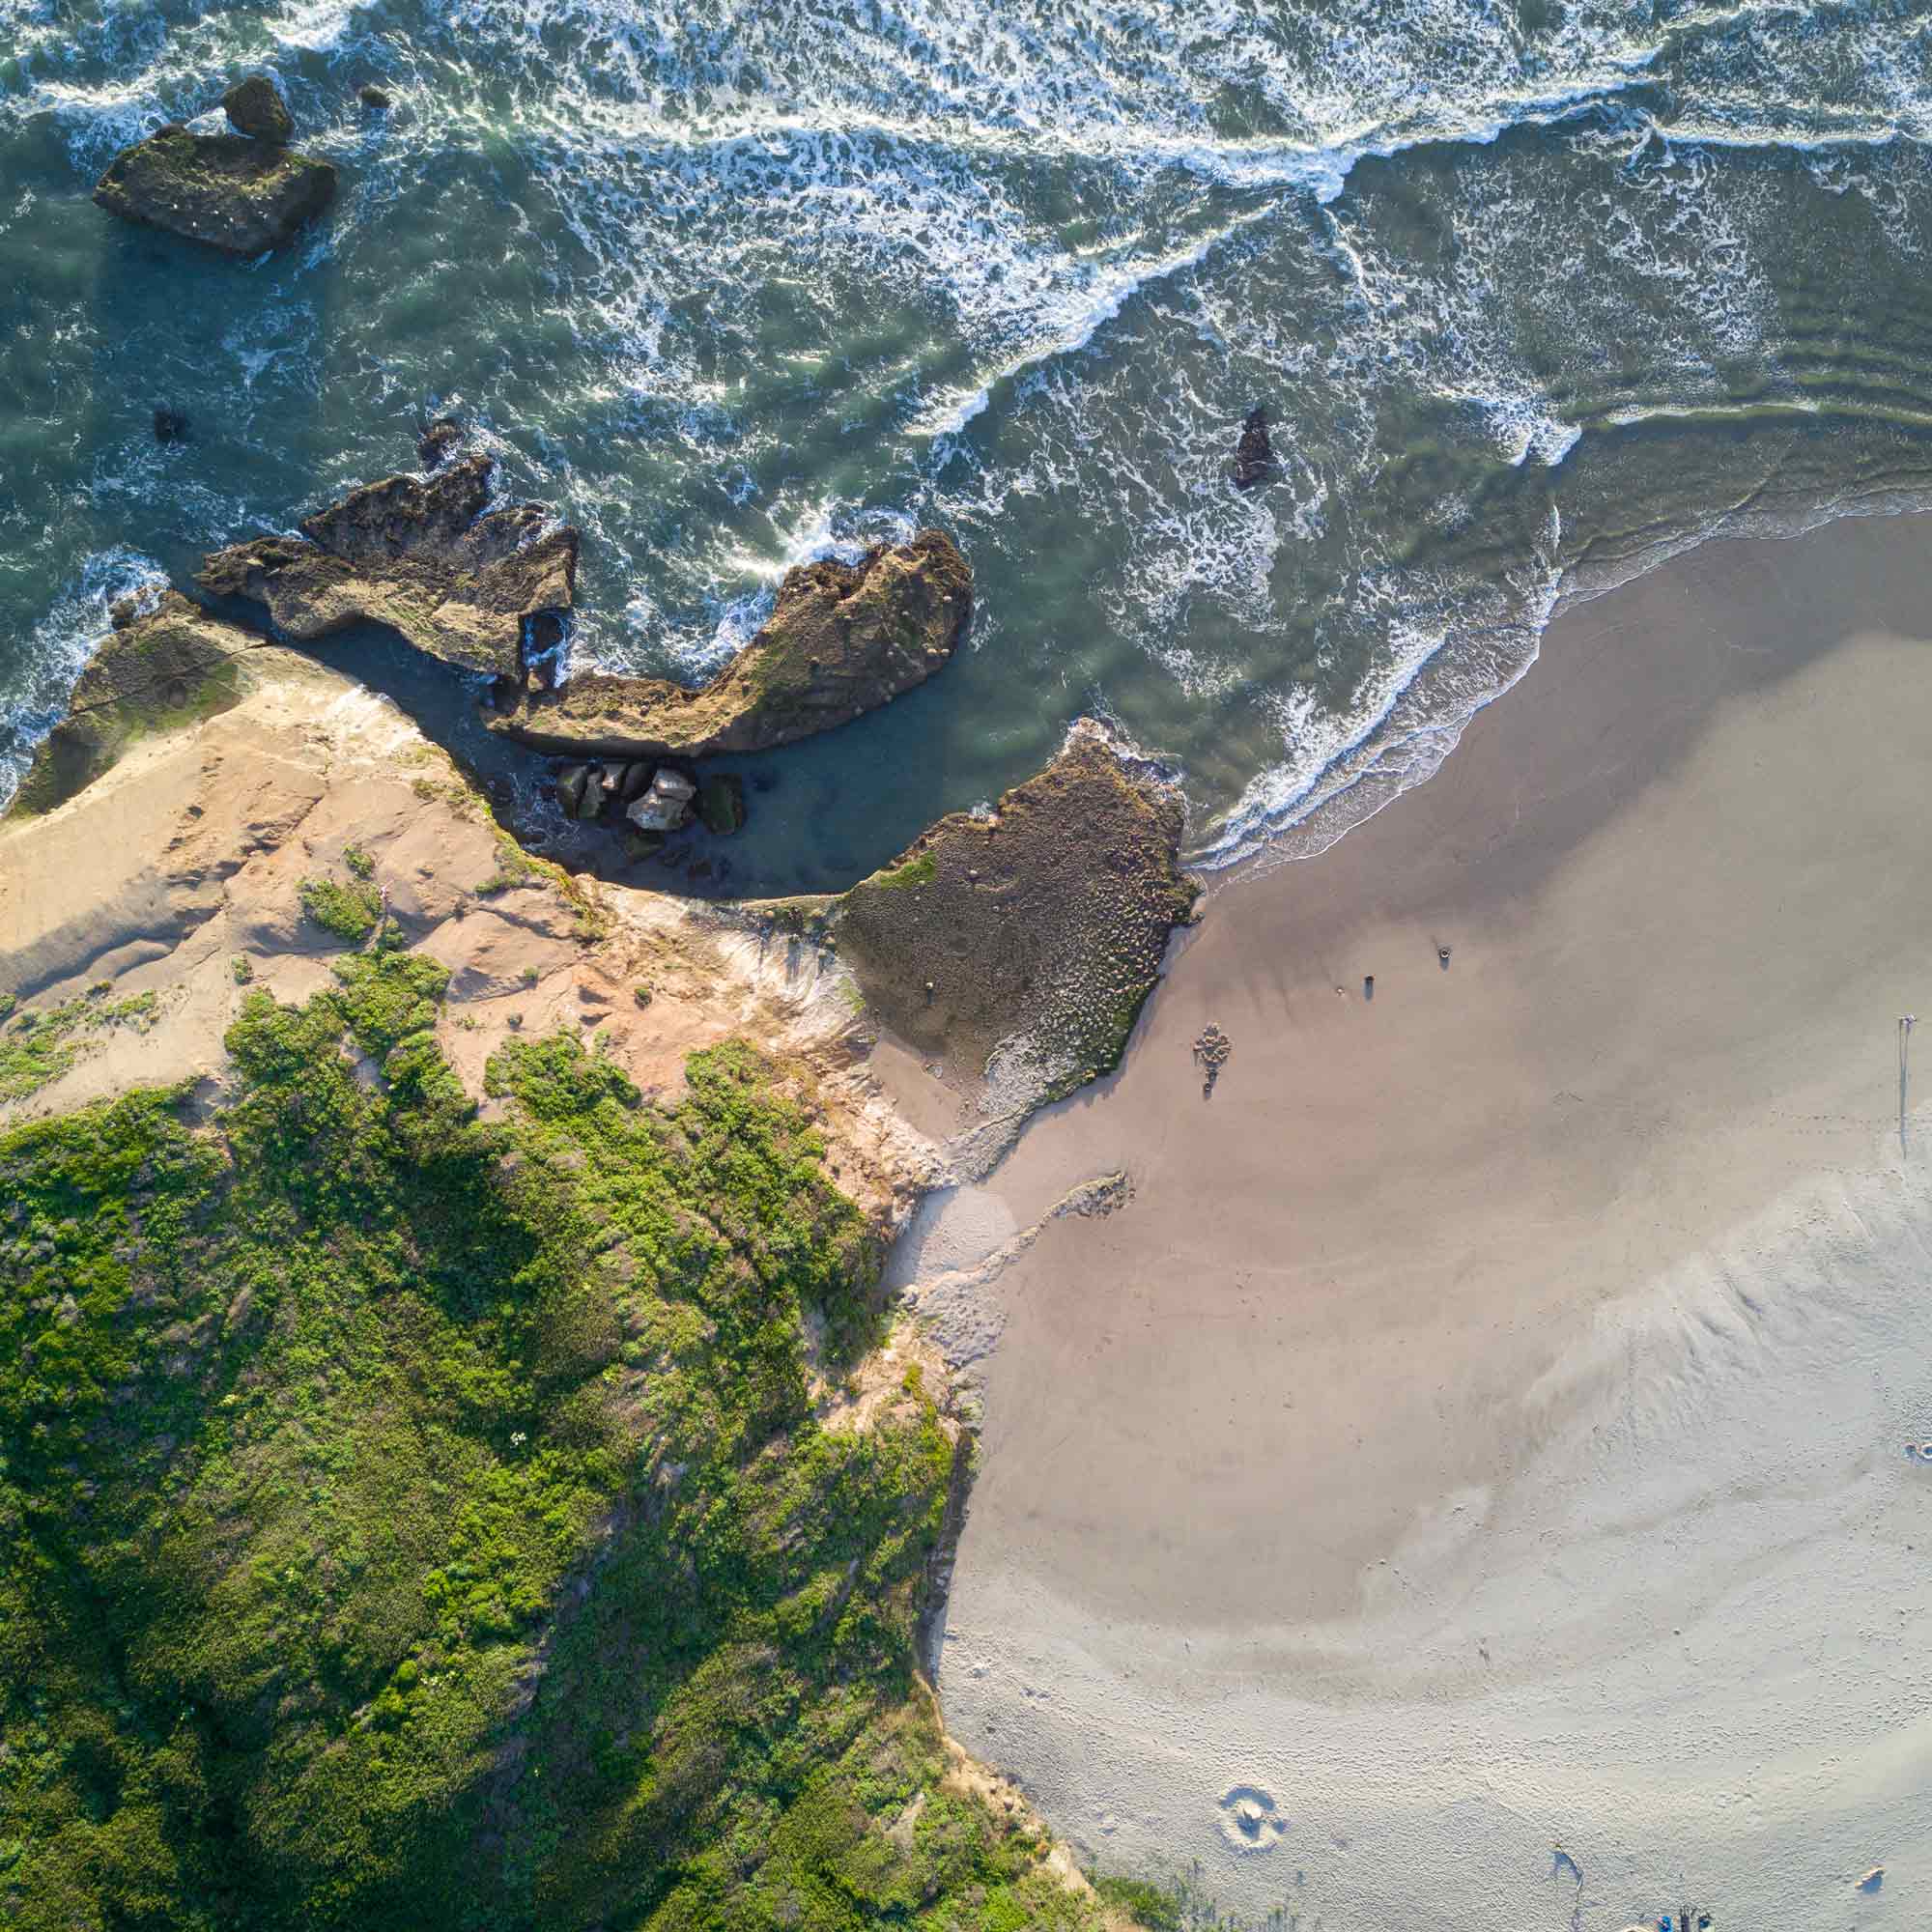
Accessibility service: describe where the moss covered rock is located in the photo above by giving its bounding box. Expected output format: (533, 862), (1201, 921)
(833, 722), (1198, 1134)
(199, 453), (579, 680)
(93, 125), (334, 254)
(486, 529), (971, 758)
(223, 74), (295, 143)
(7, 590), (256, 818)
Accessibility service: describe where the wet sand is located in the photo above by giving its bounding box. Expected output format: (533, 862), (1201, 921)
(901, 509), (1932, 1929)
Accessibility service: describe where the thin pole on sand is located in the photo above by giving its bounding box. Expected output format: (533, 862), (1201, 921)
(1901, 1015), (1917, 1157)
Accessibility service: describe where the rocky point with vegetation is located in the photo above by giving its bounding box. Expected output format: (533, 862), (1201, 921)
(0, 616), (1190, 1929)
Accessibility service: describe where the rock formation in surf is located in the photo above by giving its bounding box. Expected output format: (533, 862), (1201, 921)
(6, 590), (260, 818)
(93, 124), (335, 255)
(485, 529), (971, 759)
(222, 74), (295, 145)
(1233, 405), (1273, 490)
(198, 453), (579, 682)
(831, 721), (1198, 1114)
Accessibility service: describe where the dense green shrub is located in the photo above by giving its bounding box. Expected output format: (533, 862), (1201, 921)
(0, 955), (1106, 1931)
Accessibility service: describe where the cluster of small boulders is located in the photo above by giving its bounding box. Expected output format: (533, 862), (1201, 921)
(1193, 1022), (1232, 1096)
(553, 760), (745, 868)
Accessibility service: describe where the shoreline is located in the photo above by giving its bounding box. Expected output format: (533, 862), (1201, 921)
(908, 505), (1932, 1927)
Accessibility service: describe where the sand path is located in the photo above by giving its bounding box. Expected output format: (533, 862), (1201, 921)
(898, 510), (1932, 1929)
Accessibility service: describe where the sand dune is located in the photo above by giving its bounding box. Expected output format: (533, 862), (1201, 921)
(895, 510), (1932, 1930)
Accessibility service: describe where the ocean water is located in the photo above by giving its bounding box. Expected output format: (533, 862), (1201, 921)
(6, 0), (1932, 889)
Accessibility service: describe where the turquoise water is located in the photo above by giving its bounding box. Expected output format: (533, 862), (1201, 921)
(7, 0), (1932, 891)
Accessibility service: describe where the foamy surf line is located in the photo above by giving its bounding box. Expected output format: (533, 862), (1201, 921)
(1192, 471), (1932, 878)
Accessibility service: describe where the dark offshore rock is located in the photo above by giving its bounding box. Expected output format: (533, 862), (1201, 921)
(197, 453), (579, 681)
(93, 126), (335, 255)
(7, 591), (258, 818)
(486, 529), (971, 758)
(831, 720), (1198, 1135)
(223, 74), (294, 144)
(358, 84), (393, 112)
(1233, 405), (1273, 489)
(153, 408), (189, 443)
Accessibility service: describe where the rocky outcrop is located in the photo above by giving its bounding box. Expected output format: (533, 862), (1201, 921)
(93, 125), (335, 255)
(6, 591), (259, 818)
(832, 722), (1198, 1143)
(486, 529), (971, 758)
(1233, 405), (1273, 489)
(223, 75), (293, 144)
(198, 454), (579, 681)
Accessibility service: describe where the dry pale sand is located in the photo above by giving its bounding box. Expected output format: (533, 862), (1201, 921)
(899, 509), (1932, 1929)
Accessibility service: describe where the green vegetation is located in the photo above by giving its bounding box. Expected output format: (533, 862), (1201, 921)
(298, 871), (384, 946)
(870, 848), (936, 890)
(0, 989), (157, 1102)
(0, 953), (1122, 1930)
(342, 842), (376, 881)
(232, 954), (254, 985)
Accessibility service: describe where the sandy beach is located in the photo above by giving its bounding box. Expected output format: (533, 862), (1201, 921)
(896, 509), (1932, 1929)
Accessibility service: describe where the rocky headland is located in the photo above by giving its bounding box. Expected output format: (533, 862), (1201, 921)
(8, 589), (261, 818)
(199, 453), (579, 682)
(0, 586), (1169, 1932)
(485, 528), (972, 758)
(831, 722), (1199, 1167)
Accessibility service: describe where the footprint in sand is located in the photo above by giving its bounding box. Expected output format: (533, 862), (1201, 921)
(1217, 1784), (1288, 1854)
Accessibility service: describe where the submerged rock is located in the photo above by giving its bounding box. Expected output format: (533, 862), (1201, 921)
(832, 721), (1198, 1147)
(197, 452), (579, 681)
(222, 74), (294, 144)
(1233, 405), (1273, 489)
(696, 773), (746, 836)
(153, 407), (189, 444)
(93, 125), (335, 255)
(7, 590), (258, 818)
(357, 84), (393, 112)
(487, 529), (971, 758)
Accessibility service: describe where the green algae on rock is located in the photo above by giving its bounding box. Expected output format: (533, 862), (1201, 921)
(6, 590), (257, 818)
(486, 529), (971, 758)
(199, 453), (579, 681)
(223, 73), (295, 144)
(833, 721), (1198, 1140)
(93, 125), (335, 254)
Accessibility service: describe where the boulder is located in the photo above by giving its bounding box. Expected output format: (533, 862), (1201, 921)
(7, 591), (258, 818)
(625, 769), (696, 834)
(358, 84), (393, 112)
(611, 761), (650, 804)
(223, 75), (294, 144)
(554, 763), (589, 819)
(197, 453), (579, 681)
(696, 774), (746, 836)
(486, 528), (971, 758)
(94, 126), (335, 255)
(1233, 405), (1273, 490)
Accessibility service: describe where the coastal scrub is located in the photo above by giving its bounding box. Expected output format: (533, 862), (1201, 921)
(0, 958), (1140, 1930)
